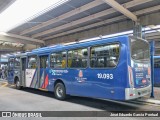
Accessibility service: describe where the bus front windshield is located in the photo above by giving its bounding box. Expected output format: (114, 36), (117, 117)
(131, 38), (150, 61)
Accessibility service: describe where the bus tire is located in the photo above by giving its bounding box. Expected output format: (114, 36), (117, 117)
(15, 78), (22, 90)
(54, 82), (66, 100)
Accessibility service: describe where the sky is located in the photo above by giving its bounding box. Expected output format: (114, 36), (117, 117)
(0, 0), (68, 32)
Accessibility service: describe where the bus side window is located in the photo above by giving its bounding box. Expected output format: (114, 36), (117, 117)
(90, 43), (120, 68)
(50, 51), (66, 68)
(67, 48), (88, 68)
(40, 56), (48, 68)
(15, 57), (20, 68)
(28, 56), (37, 69)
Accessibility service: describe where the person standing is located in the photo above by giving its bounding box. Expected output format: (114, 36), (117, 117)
(2, 67), (5, 79)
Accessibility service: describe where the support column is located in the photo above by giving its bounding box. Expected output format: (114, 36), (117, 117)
(133, 22), (143, 38)
(0, 53), (1, 68)
(150, 41), (155, 98)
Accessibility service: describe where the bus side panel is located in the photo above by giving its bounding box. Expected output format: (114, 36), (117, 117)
(70, 37), (129, 100)
(154, 68), (160, 86)
(47, 37), (129, 100)
(46, 37), (130, 100)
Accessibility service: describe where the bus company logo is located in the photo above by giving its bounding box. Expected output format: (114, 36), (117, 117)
(78, 70), (83, 78)
(49, 70), (56, 75)
(75, 70), (87, 83)
(49, 69), (68, 76)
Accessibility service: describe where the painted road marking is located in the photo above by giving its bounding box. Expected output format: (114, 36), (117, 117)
(100, 98), (160, 109)
(38, 88), (48, 91)
(129, 100), (160, 107)
(137, 99), (160, 105)
(0, 82), (8, 87)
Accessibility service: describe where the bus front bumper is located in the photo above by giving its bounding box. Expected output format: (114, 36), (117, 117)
(125, 85), (151, 100)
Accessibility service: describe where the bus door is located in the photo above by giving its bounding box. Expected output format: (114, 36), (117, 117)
(7, 57), (14, 84)
(39, 55), (49, 89)
(20, 57), (27, 87)
(26, 55), (38, 88)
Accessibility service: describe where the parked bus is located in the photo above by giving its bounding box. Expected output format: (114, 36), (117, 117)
(7, 36), (151, 100)
(153, 56), (160, 86)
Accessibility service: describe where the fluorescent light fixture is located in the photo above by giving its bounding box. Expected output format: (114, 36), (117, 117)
(1, 55), (7, 58)
(102, 30), (133, 38)
(144, 27), (151, 31)
(0, 32), (7, 35)
(148, 25), (160, 29)
(63, 42), (76, 45)
(145, 30), (157, 34)
(78, 26), (160, 43)
(79, 37), (101, 43)
(147, 25), (160, 33)
(77, 30), (133, 43)
(0, 0), (69, 32)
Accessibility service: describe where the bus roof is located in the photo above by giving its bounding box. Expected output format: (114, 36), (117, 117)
(27, 35), (129, 56)
(8, 52), (29, 58)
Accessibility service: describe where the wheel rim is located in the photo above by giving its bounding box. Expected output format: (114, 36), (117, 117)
(56, 86), (63, 98)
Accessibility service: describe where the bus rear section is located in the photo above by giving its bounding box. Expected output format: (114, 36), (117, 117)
(125, 38), (151, 100)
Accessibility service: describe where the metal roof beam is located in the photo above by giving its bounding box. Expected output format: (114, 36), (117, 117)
(43, 4), (160, 41)
(0, 45), (23, 52)
(146, 35), (160, 40)
(0, 0), (16, 14)
(20, 0), (104, 35)
(102, 0), (137, 21)
(0, 32), (45, 45)
(146, 32), (160, 37)
(32, 0), (151, 38)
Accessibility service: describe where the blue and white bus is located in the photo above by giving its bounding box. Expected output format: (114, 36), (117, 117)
(153, 56), (160, 86)
(7, 36), (151, 100)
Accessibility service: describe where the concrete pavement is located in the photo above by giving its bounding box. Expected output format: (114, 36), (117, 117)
(0, 81), (160, 119)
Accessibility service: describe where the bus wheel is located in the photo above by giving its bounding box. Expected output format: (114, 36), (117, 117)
(54, 83), (66, 100)
(15, 79), (22, 90)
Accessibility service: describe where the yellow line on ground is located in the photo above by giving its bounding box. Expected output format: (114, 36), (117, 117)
(134, 101), (160, 107)
(0, 82), (8, 87)
(38, 88), (48, 91)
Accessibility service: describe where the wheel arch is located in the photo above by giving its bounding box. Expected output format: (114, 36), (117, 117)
(14, 76), (19, 84)
(54, 79), (66, 89)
